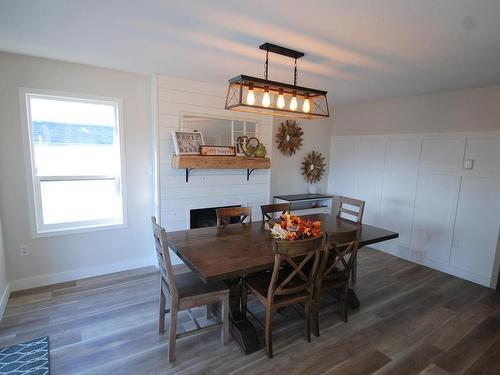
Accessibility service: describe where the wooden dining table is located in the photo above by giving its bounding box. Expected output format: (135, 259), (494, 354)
(167, 213), (398, 354)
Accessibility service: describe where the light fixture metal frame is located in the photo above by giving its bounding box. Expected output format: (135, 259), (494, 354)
(225, 43), (330, 119)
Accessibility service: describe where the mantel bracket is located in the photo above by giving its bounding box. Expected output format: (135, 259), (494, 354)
(185, 168), (194, 183)
(246, 169), (256, 181)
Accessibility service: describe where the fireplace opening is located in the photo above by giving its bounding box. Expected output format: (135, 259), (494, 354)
(190, 205), (242, 229)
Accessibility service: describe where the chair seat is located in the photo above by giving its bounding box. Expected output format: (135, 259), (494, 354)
(174, 271), (228, 299)
(244, 272), (308, 304)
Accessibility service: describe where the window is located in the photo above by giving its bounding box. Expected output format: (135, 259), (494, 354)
(21, 90), (126, 235)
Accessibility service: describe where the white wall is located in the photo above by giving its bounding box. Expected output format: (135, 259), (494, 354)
(330, 85), (500, 288)
(0, 52), (155, 291)
(333, 85), (500, 135)
(271, 116), (332, 196)
(155, 75), (273, 263)
(0, 216), (9, 320)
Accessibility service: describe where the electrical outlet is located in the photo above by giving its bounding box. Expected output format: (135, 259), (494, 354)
(20, 245), (29, 256)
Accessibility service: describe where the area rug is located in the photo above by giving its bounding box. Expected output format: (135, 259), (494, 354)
(0, 336), (50, 375)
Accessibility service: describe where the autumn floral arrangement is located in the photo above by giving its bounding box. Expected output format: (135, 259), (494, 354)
(265, 212), (322, 241)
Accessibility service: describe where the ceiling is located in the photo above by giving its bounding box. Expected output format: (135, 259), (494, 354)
(1, 0), (500, 105)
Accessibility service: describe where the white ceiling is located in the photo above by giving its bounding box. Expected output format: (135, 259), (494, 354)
(1, 0), (500, 105)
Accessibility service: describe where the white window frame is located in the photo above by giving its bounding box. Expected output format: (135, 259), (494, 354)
(19, 88), (128, 237)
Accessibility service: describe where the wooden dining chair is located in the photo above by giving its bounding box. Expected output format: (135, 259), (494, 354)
(335, 196), (365, 224)
(216, 206), (252, 226)
(312, 229), (359, 337)
(335, 196), (364, 283)
(151, 217), (230, 362)
(241, 235), (324, 358)
(260, 203), (290, 224)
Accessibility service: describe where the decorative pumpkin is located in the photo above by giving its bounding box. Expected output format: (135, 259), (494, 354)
(276, 120), (303, 156)
(254, 144), (267, 158)
(301, 151), (326, 183)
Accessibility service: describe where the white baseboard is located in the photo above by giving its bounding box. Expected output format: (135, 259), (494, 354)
(10, 257), (157, 292)
(0, 282), (11, 322)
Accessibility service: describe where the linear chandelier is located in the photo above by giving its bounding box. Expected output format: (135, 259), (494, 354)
(225, 42), (329, 119)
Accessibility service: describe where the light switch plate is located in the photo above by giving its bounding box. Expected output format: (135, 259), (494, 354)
(464, 159), (474, 169)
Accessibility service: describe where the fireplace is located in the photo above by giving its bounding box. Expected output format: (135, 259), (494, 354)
(190, 205), (242, 229)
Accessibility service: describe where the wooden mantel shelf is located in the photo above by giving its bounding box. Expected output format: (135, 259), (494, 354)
(172, 155), (271, 182)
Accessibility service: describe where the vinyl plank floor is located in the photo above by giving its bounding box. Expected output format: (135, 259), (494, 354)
(1, 248), (499, 375)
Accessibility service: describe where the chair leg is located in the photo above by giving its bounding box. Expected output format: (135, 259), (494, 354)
(241, 282), (248, 317)
(168, 300), (178, 362)
(342, 284), (348, 323)
(158, 282), (166, 334)
(265, 307), (273, 358)
(221, 295), (229, 345)
(304, 298), (312, 343)
(351, 256), (357, 284)
(312, 293), (320, 337)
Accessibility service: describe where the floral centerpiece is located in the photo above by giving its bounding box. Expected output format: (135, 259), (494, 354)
(265, 212), (322, 241)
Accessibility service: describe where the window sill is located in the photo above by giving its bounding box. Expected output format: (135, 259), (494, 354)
(32, 222), (128, 238)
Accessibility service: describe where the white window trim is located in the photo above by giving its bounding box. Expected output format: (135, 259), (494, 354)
(19, 87), (128, 238)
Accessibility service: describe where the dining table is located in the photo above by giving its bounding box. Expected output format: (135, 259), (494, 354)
(167, 213), (399, 354)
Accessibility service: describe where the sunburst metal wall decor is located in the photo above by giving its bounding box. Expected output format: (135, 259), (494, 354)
(276, 120), (303, 156)
(301, 151), (326, 183)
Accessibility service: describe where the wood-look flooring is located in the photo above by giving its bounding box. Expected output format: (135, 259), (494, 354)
(1, 248), (500, 374)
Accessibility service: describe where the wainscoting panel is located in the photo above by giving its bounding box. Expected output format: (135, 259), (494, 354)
(329, 132), (500, 287)
(411, 172), (460, 265)
(451, 176), (500, 278)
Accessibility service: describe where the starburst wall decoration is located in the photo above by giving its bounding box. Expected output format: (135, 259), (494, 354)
(276, 120), (303, 156)
(301, 151), (326, 183)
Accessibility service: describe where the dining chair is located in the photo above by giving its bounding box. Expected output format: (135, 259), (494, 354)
(260, 203), (290, 224)
(216, 206), (252, 226)
(312, 229), (359, 337)
(151, 217), (230, 362)
(335, 196), (365, 224)
(335, 196), (364, 283)
(241, 235), (324, 358)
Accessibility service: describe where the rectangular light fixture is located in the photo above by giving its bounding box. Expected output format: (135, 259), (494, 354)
(225, 43), (330, 119)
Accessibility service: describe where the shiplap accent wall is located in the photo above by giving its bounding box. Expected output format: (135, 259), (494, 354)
(329, 132), (500, 288)
(155, 75), (273, 263)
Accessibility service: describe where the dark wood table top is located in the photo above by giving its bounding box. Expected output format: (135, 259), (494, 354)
(167, 214), (398, 283)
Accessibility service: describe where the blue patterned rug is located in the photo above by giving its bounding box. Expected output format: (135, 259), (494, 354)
(0, 337), (50, 375)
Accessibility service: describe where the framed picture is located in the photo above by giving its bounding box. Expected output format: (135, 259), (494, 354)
(200, 145), (236, 156)
(172, 131), (204, 155)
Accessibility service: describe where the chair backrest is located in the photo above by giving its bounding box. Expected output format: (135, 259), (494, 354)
(336, 196), (365, 224)
(319, 230), (359, 285)
(267, 235), (324, 301)
(216, 206), (252, 226)
(261, 203), (290, 223)
(151, 217), (177, 298)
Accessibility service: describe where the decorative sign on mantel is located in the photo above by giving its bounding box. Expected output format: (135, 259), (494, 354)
(172, 131), (204, 155)
(200, 145), (236, 156)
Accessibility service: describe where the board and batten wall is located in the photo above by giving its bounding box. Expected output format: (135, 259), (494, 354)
(329, 85), (500, 288)
(155, 75), (273, 263)
(0, 52), (155, 291)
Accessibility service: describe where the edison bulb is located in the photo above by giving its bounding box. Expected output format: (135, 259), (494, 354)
(303, 97), (311, 113)
(290, 95), (298, 111)
(246, 87), (255, 105)
(276, 90), (285, 109)
(262, 90), (271, 107)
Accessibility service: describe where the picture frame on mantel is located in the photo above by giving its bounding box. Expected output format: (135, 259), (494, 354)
(172, 130), (204, 155)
